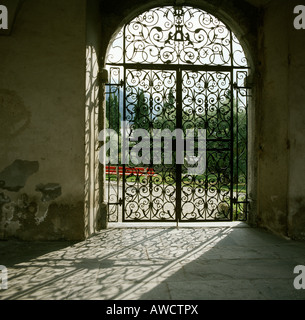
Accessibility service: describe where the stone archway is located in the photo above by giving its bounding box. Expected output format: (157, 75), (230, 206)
(99, 6), (252, 226)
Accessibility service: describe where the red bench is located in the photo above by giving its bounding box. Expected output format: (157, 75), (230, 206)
(106, 166), (156, 176)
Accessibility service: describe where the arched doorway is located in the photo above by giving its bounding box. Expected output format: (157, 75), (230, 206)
(104, 5), (250, 224)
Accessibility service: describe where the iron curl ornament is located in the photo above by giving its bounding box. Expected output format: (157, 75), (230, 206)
(107, 6), (248, 67)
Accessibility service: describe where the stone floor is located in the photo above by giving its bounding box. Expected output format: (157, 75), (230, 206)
(1, 223), (305, 300)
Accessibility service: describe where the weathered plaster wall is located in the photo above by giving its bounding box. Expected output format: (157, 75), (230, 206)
(0, 0), (87, 240)
(85, 0), (104, 237)
(286, 0), (305, 240)
(257, 0), (305, 240)
(256, 0), (290, 237)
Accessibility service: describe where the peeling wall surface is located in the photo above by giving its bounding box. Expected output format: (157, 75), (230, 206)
(0, 0), (87, 240)
(0, 0), (305, 241)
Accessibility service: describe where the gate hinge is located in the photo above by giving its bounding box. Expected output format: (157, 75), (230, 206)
(108, 198), (123, 206)
(233, 197), (250, 205)
(233, 74), (253, 89)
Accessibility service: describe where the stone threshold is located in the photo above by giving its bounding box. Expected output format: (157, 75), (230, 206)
(107, 221), (249, 228)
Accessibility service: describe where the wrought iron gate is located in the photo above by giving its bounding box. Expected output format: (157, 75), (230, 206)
(105, 6), (250, 223)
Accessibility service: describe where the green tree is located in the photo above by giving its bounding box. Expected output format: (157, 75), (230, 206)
(106, 92), (121, 135)
(133, 89), (150, 131)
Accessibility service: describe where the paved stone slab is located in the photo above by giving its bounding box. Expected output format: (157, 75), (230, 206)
(0, 225), (305, 300)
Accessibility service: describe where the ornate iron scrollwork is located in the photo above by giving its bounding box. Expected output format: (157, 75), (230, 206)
(106, 6), (250, 222)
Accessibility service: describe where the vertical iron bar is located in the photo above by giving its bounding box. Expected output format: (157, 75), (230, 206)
(245, 87), (249, 220)
(176, 68), (182, 224)
(149, 70), (153, 221)
(122, 27), (127, 222)
(230, 30), (234, 221)
(106, 82), (110, 222)
(236, 86), (240, 220)
(117, 75), (121, 220)
(205, 72), (208, 221)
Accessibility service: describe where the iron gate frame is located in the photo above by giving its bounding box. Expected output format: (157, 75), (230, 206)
(105, 5), (250, 223)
